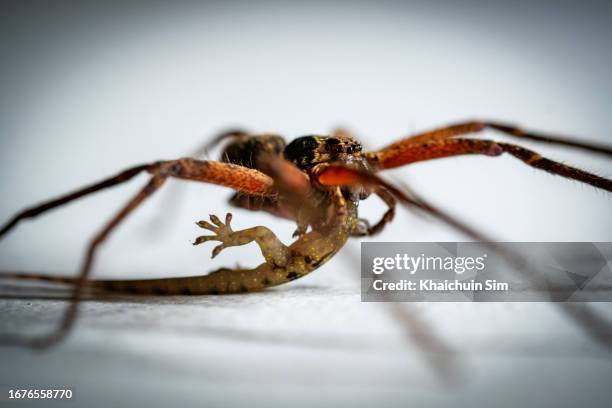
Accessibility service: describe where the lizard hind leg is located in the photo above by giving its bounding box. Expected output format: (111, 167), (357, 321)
(194, 212), (290, 267)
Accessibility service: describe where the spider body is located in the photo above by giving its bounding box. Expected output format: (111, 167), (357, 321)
(1, 120), (612, 347)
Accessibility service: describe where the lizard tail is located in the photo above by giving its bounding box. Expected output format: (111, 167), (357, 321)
(0, 263), (289, 295)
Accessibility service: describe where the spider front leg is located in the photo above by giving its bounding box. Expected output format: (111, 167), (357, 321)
(194, 213), (290, 267)
(367, 138), (612, 193)
(373, 120), (612, 157)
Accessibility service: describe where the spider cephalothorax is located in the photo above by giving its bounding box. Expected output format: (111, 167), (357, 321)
(283, 135), (363, 169)
(220, 132), (366, 171)
(1, 120), (611, 347)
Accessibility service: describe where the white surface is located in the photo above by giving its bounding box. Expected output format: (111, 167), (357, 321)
(1, 283), (612, 408)
(1, 1), (612, 407)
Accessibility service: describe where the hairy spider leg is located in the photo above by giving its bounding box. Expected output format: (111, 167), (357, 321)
(150, 130), (289, 232)
(0, 164), (150, 237)
(375, 120), (612, 156)
(367, 138), (612, 193)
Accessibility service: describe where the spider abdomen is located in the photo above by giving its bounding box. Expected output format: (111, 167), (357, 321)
(220, 134), (286, 171)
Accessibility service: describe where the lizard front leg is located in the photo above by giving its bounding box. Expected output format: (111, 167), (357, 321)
(194, 213), (290, 267)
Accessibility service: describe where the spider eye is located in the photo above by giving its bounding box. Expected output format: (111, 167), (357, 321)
(324, 138), (343, 154)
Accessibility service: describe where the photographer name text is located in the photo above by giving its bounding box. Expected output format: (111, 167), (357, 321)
(370, 253), (509, 292)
